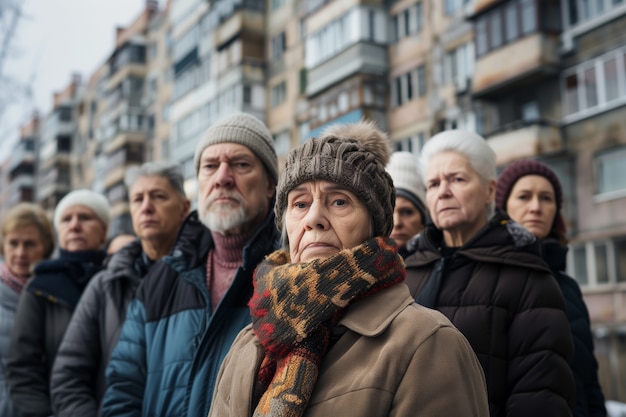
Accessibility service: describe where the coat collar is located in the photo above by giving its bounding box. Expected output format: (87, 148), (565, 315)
(339, 284), (414, 337)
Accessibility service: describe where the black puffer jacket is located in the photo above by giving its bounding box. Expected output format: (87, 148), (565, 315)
(50, 239), (144, 417)
(404, 212), (575, 417)
(541, 240), (606, 417)
(7, 249), (106, 417)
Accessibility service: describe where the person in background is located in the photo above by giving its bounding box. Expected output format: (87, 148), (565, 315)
(404, 130), (575, 416)
(386, 151), (428, 257)
(496, 159), (606, 417)
(209, 120), (488, 417)
(51, 163), (190, 417)
(101, 113), (281, 417)
(104, 233), (137, 256)
(7, 190), (110, 417)
(0, 203), (55, 417)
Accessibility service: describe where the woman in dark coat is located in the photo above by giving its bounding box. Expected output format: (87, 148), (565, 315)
(7, 190), (110, 417)
(404, 129), (576, 417)
(496, 159), (606, 417)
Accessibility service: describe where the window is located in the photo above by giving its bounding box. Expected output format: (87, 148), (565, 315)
(572, 245), (589, 285)
(595, 243), (609, 284)
(562, 47), (626, 119)
(271, 32), (286, 60)
(271, 0), (286, 10)
(596, 147), (626, 196)
(243, 85), (252, 104)
(271, 81), (287, 107)
(392, 65), (425, 106)
(390, 3), (423, 43)
(475, 0), (557, 57)
(417, 65), (426, 96)
(521, 100), (539, 121)
(567, 0), (626, 27)
(273, 131), (291, 157)
(615, 238), (626, 282)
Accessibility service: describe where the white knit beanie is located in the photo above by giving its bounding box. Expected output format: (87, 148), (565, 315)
(386, 152), (427, 215)
(193, 112), (278, 183)
(53, 189), (111, 230)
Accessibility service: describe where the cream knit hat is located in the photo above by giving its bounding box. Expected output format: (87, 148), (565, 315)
(386, 152), (427, 217)
(53, 189), (111, 230)
(193, 112), (278, 183)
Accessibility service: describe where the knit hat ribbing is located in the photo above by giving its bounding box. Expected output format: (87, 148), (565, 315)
(53, 190), (111, 230)
(275, 120), (395, 238)
(496, 159), (566, 235)
(193, 112), (278, 183)
(386, 152), (427, 217)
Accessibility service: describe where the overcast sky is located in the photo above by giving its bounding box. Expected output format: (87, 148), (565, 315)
(1, 0), (148, 161)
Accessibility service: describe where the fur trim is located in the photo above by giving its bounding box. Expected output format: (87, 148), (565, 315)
(321, 120), (391, 166)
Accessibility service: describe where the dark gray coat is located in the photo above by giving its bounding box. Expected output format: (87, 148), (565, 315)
(50, 240), (143, 417)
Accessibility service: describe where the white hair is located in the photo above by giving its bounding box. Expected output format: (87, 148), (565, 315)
(419, 130), (497, 218)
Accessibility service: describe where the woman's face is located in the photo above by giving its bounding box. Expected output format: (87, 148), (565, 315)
(2, 225), (46, 277)
(506, 175), (557, 239)
(285, 180), (371, 263)
(391, 196), (424, 247)
(425, 151), (495, 245)
(57, 205), (107, 251)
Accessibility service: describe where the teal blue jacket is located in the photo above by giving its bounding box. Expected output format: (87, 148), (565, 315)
(101, 210), (280, 417)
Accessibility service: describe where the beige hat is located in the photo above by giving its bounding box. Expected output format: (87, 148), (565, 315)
(387, 152), (427, 217)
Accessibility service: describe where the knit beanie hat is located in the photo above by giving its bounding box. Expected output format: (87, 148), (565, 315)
(496, 159), (566, 236)
(275, 120), (395, 238)
(53, 190), (111, 230)
(386, 152), (428, 218)
(193, 112), (278, 183)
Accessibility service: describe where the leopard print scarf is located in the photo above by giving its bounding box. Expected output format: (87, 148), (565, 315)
(249, 237), (405, 417)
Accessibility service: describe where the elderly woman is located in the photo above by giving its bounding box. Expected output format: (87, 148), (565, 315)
(7, 190), (110, 417)
(50, 163), (190, 417)
(208, 121), (489, 417)
(496, 159), (606, 417)
(404, 130), (576, 417)
(0, 203), (55, 417)
(386, 151), (428, 256)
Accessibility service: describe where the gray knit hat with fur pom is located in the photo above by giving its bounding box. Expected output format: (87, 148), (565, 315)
(275, 120), (395, 237)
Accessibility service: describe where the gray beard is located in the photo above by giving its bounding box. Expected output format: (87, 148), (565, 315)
(199, 203), (248, 233)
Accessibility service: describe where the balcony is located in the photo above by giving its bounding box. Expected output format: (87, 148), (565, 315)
(307, 42), (388, 96)
(472, 32), (560, 98)
(485, 119), (564, 166)
(9, 146), (35, 174)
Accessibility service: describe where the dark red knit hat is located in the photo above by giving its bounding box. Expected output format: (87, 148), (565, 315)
(496, 159), (566, 239)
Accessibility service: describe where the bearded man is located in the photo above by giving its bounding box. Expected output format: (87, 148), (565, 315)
(101, 113), (280, 417)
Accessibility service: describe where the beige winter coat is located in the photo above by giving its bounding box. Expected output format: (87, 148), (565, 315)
(208, 283), (489, 417)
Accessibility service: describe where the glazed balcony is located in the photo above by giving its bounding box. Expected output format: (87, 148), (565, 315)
(485, 119), (563, 166)
(472, 32), (560, 98)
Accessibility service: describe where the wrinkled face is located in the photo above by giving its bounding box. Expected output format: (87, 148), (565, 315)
(391, 196), (424, 247)
(3, 225), (46, 277)
(425, 151), (495, 242)
(285, 180), (371, 263)
(506, 175), (557, 240)
(197, 143), (274, 236)
(129, 175), (189, 243)
(57, 205), (107, 251)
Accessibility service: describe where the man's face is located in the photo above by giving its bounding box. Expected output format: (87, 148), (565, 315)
(129, 175), (190, 243)
(197, 143), (274, 236)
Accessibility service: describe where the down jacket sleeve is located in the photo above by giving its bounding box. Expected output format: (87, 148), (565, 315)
(100, 298), (146, 417)
(506, 269), (575, 417)
(50, 274), (104, 417)
(7, 291), (53, 417)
